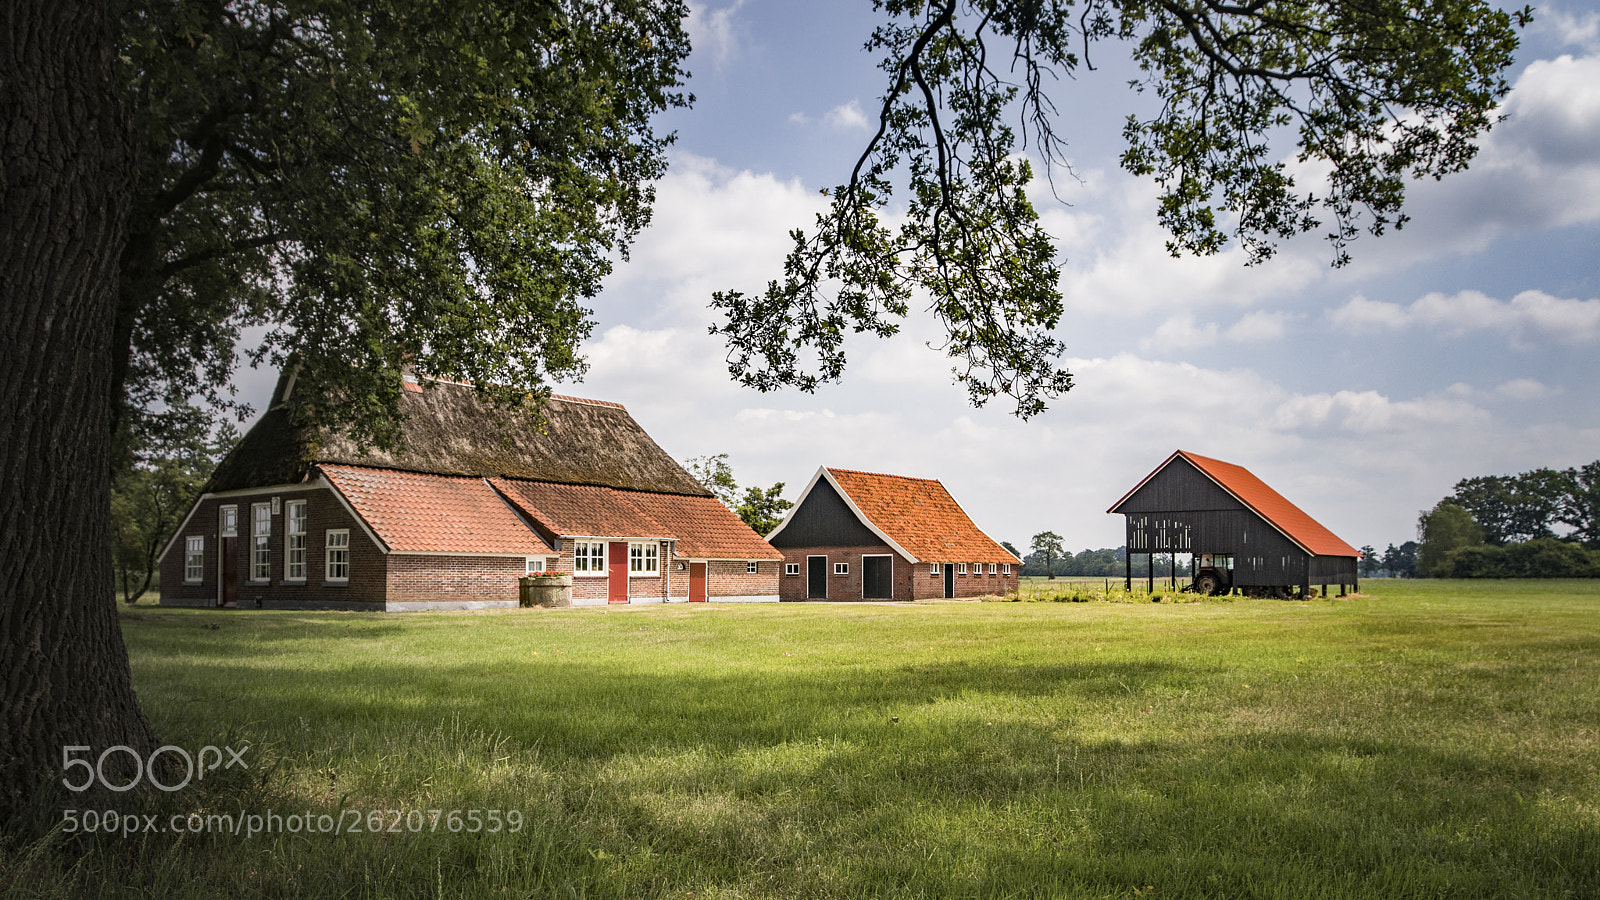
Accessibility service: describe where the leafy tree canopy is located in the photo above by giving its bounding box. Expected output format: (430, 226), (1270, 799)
(684, 454), (793, 534)
(713, 0), (1527, 417)
(116, 0), (691, 445)
(1417, 498), (1484, 578)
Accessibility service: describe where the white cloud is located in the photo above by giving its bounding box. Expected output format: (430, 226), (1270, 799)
(1326, 289), (1600, 345)
(1267, 390), (1488, 434)
(823, 100), (871, 131)
(1533, 4), (1600, 52)
(1138, 310), (1293, 350)
(685, 1), (748, 69)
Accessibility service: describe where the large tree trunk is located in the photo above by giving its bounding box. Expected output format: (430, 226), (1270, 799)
(1, 0), (158, 819)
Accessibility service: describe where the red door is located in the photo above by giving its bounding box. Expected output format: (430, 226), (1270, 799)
(608, 542), (629, 604)
(689, 562), (707, 602)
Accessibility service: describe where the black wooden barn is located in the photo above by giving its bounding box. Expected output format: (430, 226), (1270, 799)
(1108, 450), (1361, 598)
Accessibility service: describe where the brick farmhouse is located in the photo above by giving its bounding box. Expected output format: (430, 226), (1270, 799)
(158, 373), (780, 610)
(766, 467), (1020, 601)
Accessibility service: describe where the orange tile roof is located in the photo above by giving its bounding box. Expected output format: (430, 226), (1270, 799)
(320, 464), (548, 555)
(824, 468), (1018, 563)
(490, 478), (782, 560)
(1113, 451), (1360, 558)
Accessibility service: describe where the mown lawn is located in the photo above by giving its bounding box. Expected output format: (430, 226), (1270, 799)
(5, 581), (1598, 898)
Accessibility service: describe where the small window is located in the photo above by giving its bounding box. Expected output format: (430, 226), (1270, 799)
(285, 501), (307, 581)
(325, 529), (350, 582)
(958, 563), (967, 575)
(834, 562), (849, 575)
(184, 536), (204, 583)
(785, 563), (800, 576)
(973, 562), (982, 575)
(219, 505), (238, 538)
(930, 563), (940, 575)
(988, 563), (997, 575)
(250, 503), (272, 581)
(1002, 563), (1011, 575)
(747, 561), (759, 574)
(573, 541), (606, 574)
(526, 557), (547, 574)
(629, 542), (659, 575)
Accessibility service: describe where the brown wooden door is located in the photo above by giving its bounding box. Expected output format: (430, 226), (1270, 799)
(689, 562), (707, 602)
(220, 537), (238, 607)
(607, 542), (629, 603)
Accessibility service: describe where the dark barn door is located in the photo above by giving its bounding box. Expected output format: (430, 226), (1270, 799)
(862, 556), (892, 599)
(807, 556), (828, 599)
(220, 537), (238, 608)
(943, 564), (954, 598)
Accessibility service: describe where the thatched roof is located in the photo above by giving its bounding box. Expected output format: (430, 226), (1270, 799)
(206, 374), (710, 497)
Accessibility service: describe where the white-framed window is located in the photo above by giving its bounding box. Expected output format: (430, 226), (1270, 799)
(573, 541), (606, 574)
(250, 503), (271, 581)
(973, 562), (982, 575)
(629, 542), (659, 575)
(747, 561), (759, 574)
(285, 500), (307, 581)
(958, 563), (967, 575)
(184, 536), (204, 583)
(988, 563), (997, 575)
(834, 562), (849, 575)
(1002, 563), (1011, 575)
(930, 563), (940, 575)
(526, 557), (548, 574)
(219, 505), (238, 538)
(325, 529), (350, 582)
(785, 563), (800, 576)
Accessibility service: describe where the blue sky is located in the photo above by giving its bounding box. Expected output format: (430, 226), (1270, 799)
(237, 2), (1600, 554)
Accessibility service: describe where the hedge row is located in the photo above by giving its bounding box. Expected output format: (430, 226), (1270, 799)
(1442, 538), (1600, 578)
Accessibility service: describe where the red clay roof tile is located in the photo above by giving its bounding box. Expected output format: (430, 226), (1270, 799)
(320, 464), (547, 555)
(490, 478), (782, 560)
(823, 468), (1018, 563)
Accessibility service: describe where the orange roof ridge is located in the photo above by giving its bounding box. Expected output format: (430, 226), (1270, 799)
(548, 393), (626, 410)
(825, 466), (939, 483)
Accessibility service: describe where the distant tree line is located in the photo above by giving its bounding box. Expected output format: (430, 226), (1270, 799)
(1414, 460), (1600, 578)
(1357, 542), (1420, 579)
(1019, 532), (1128, 577)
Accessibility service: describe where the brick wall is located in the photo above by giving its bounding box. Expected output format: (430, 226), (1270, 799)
(778, 545), (1017, 601)
(385, 555), (524, 606)
(707, 560), (780, 598)
(159, 484), (387, 608)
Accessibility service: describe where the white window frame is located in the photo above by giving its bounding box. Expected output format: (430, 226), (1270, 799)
(930, 563), (940, 575)
(973, 562), (982, 576)
(249, 503), (272, 582)
(219, 505), (238, 538)
(746, 561), (759, 574)
(628, 542), (659, 576)
(958, 563), (967, 575)
(525, 557), (549, 575)
(1002, 563), (1011, 575)
(573, 541), (607, 576)
(284, 500), (307, 581)
(325, 529), (350, 583)
(184, 536), (204, 583)
(785, 563), (800, 576)
(833, 562), (849, 576)
(988, 563), (998, 575)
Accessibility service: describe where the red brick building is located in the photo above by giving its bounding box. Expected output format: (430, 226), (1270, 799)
(766, 467), (1020, 601)
(159, 373), (780, 610)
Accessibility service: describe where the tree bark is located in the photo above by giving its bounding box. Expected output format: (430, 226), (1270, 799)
(1, 0), (158, 819)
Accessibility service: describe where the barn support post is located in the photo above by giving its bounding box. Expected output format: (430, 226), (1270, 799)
(1124, 552), (1131, 591)
(1170, 553), (1176, 589)
(1147, 553), (1153, 593)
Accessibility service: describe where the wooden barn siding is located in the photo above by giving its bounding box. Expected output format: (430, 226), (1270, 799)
(1118, 460), (1317, 588)
(1117, 457), (1358, 587)
(767, 478), (880, 548)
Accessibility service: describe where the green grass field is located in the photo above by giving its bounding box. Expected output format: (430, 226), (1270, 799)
(5, 581), (1598, 898)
